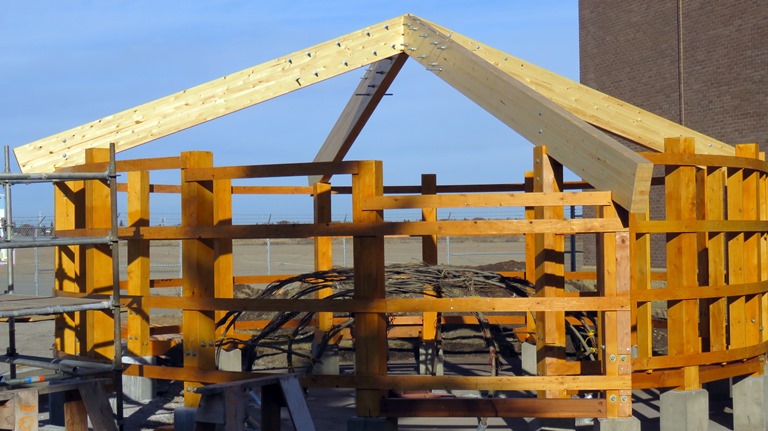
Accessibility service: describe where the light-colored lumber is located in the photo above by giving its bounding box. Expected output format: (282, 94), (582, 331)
(641, 152), (768, 172)
(309, 54), (408, 184)
(13, 17), (405, 173)
(403, 20), (653, 213)
(417, 16), (734, 156)
(184, 161), (360, 181)
(127, 170), (151, 356)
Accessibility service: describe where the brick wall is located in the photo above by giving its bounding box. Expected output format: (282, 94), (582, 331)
(579, 0), (768, 268)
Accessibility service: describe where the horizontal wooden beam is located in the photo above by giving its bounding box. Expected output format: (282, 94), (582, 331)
(184, 161), (361, 181)
(634, 220), (768, 234)
(134, 295), (630, 313)
(633, 280), (768, 302)
(415, 16), (734, 156)
(94, 218), (627, 239)
(403, 17), (653, 213)
(56, 156), (182, 173)
(381, 397), (607, 419)
(640, 152), (768, 171)
(14, 16), (406, 173)
(363, 191), (613, 210)
(310, 54), (408, 184)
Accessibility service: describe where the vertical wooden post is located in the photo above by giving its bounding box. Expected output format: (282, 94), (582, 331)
(214, 178), (233, 338)
(727, 147), (746, 349)
(630, 211), (652, 358)
(54, 180), (85, 355)
(127, 171), (151, 357)
(705, 167), (727, 352)
(351, 161), (386, 417)
(523, 171), (537, 342)
(421, 174), (439, 343)
(760, 152), (768, 346)
(84, 148), (114, 359)
(533, 146), (566, 398)
(313, 181), (334, 333)
(664, 137), (700, 390)
(181, 151), (216, 407)
(737, 144), (762, 347)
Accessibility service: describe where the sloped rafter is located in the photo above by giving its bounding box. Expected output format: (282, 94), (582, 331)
(402, 17), (653, 213)
(309, 53), (408, 185)
(418, 17), (734, 156)
(13, 16), (406, 173)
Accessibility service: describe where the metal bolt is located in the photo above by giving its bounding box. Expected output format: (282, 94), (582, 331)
(609, 354), (617, 362)
(287, 58), (292, 64)
(419, 33), (428, 38)
(209, 341), (215, 346)
(430, 41), (439, 45)
(621, 395), (628, 402)
(336, 41), (341, 47)
(186, 386), (192, 392)
(365, 31), (371, 37)
(437, 46), (447, 50)
(372, 50), (377, 56)
(752, 319), (756, 323)
(384, 24), (389, 30)
(601, 345), (606, 350)
(538, 129), (543, 134)
(313, 70), (319, 77)
(306, 52), (311, 57)
(200, 342), (206, 347)
(620, 355), (627, 362)
(610, 395), (617, 402)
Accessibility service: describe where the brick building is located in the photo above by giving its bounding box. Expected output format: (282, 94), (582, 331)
(579, 1), (768, 267)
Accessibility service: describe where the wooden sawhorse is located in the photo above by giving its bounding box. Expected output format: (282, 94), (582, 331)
(194, 374), (315, 431)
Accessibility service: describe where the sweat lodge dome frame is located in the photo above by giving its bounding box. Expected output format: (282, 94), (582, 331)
(10, 13), (768, 428)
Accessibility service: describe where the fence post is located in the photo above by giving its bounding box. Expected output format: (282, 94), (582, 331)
(314, 181), (333, 332)
(213, 177), (233, 338)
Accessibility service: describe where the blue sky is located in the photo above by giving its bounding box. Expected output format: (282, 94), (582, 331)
(1, 1), (579, 224)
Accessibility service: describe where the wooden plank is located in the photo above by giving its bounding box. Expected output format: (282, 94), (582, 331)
(632, 219), (768, 234)
(403, 21), (653, 213)
(78, 381), (118, 431)
(14, 16), (406, 173)
(213, 178), (234, 338)
(309, 54), (408, 184)
(14, 390), (37, 431)
(664, 137), (700, 390)
(705, 167), (727, 352)
(630, 212), (653, 358)
(56, 156), (183, 174)
(54, 178), (85, 356)
(533, 146), (566, 399)
(737, 144), (762, 348)
(363, 191), (613, 210)
(279, 376), (316, 431)
(761, 152), (768, 346)
(381, 397), (606, 419)
(351, 160), (387, 417)
(105, 218), (627, 242)
(83, 148), (114, 359)
(185, 161), (360, 181)
(727, 147), (747, 350)
(420, 174), (438, 342)
(523, 171), (536, 341)
(127, 171), (151, 356)
(233, 185), (313, 195)
(633, 340), (768, 371)
(632, 280), (768, 302)
(641, 152), (767, 171)
(313, 182), (333, 332)
(416, 16), (734, 157)
(181, 151), (216, 407)
(141, 295), (630, 314)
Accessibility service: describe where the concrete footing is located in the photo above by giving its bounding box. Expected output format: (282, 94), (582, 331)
(593, 417), (641, 431)
(311, 342), (340, 375)
(417, 340), (444, 376)
(733, 374), (768, 430)
(659, 389), (708, 431)
(521, 341), (537, 375)
(526, 417), (575, 431)
(217, 345), (243, 372)
(347, 416), (397, 431)
(122, 355), (156, 401)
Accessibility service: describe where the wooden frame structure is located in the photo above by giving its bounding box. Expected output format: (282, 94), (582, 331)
(13, 13), (767, 425)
